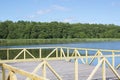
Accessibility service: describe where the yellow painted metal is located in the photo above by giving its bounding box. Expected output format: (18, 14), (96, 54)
(46, 48), (56, 58)
(25, 49), (36, 59)
(32, 61), (44, 74)
(13, 49), (24, 60)
(42, 61), (46, 79)
(89, 50), (103, 65)
(97, 50), (101, 63)
(0, 47), (120, 80)
(74, 49), (85, 64)
(60, 48), (62, 59)
(1, 64), (5, 80)
(7, 71), (17, 80)
(75, 59), (78, 80)
(87, 58), (104, 80)
(46, 61), (62, 80)
(116, 64), (120, 69)
(26, 61), (45, 80)
(24, 49), (26, 59)
(71, 51), (75, 57)
(2, 63), (46, 80)
(7, 49), (9, 60)
(85, 49), (88, 64)
(61, 48), (66, 58)
(105, 58), (120, 79)
(67, 48), (69, 57)
(112, 51), (115, 68)
(102, 58), (106, 80)
(87, 57), (120, 80)
(0, 54), (120, 64)
(89, 50), (99, 65)
(32, 60), (62, 80)
(39, 48), (42, 58)
(56, 48), (58, 57)
(75, 49), (77, 57)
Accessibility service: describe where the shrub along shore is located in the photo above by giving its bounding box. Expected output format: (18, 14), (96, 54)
(1, 21), (120, 39)
(0, 38), (120, 46)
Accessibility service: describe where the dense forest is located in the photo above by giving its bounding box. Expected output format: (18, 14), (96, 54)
(0, 20), (120, 39)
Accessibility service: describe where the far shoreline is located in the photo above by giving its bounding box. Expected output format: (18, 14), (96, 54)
(0, 38), (120, 46)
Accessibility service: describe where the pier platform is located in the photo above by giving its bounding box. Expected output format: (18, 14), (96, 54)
(1, 60), (120, 80)
(0, 47), (120, 80)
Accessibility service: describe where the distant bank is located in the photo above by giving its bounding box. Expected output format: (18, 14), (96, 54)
(0, 38), (120, 46)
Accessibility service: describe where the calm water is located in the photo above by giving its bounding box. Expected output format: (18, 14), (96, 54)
(0, 41), (120, 50)
(0, 41), (120, 66)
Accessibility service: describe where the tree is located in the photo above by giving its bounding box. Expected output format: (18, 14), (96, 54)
(0, 20), (13, 39)
(0, 20), (120, 39)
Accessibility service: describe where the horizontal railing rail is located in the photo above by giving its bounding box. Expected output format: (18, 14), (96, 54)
(0, 47), (120, 67)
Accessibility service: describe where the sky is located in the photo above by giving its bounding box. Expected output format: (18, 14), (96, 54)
(0, 0), (120, 25)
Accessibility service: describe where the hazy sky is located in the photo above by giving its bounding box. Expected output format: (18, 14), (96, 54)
(0, 0), (120, 25)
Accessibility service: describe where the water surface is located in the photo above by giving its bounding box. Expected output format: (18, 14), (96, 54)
(0, 41), (120, 50)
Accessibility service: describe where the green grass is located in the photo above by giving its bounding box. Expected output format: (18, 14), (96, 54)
(0, 38), (120, 46)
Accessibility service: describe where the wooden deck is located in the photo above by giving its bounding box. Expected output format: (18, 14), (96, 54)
(1, 60), (120, 80)
(0, 47), (120, 80)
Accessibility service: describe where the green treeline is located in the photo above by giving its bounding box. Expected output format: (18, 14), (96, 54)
(0, 20), (120, 39)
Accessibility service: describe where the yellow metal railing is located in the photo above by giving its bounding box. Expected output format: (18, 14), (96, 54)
(1, 47), (120, 66)
(0, 47), (120, 80)
(0, 63), (48, 80)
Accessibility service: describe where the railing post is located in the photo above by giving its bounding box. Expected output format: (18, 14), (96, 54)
(112, 51), (115, 68)
(102, 58), (106, 80)
(7, 49), (9, 60)
(24, 49), (26, 59)
(56, 48), (58, 58)
(86, 49), (88, 64)
(39, 48), (42, 58)
(97, 50), (100, 64)
(75, 49), (77, 57)
(1, 64), (5, 80)
(75, 59), (78, 80)
(67, 48), (69, 58)
(60, 48), (62, 59)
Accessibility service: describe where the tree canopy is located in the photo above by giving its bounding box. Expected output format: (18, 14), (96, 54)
(0, 20), (120, 39)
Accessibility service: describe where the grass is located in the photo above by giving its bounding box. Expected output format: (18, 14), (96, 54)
(0, 38), (120, 46)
